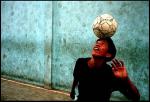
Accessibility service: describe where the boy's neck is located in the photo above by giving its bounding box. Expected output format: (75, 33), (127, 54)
(88, 56), (106, 69)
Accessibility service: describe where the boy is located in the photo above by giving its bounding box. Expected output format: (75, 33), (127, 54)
(70, 37), (140, 101)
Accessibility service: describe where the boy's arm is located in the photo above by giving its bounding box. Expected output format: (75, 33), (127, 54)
(70, 58), (80, 99)
(70, 78), (78, 99)
(119, 77), (140, 101)
(111, 59), (140, 101)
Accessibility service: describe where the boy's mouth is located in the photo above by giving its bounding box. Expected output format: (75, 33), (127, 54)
(93, 47), (99, 51)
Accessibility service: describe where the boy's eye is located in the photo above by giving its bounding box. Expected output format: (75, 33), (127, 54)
(97, 41), (104, 45)
(97, 41), (101, 43)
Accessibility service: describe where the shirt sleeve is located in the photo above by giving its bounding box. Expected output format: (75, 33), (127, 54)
(111, 76), (140, 101)
(73, 58), (81, 79)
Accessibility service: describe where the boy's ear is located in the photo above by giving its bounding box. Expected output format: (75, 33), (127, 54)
(106, 53), (112, 58)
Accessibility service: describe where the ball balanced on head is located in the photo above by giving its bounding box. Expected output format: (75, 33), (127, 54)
(92, 14), (118, 38)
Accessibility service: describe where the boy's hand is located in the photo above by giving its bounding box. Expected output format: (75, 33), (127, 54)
(111, 59), (128, 79)
(70, 90), (75, 100)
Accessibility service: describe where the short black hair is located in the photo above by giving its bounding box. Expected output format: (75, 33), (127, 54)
(97, 37), (116, 61)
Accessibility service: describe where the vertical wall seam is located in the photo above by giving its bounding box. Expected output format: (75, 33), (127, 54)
(51, 1), (54, 89)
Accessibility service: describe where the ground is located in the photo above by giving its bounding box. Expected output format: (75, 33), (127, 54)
(1, 78), (72, 101)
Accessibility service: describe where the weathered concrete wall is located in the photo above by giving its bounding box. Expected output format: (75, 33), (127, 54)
(1, 1), (52, 87)
(1, 1), (149, 101)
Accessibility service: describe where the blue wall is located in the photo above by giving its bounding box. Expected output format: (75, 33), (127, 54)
(1, 1), (149, 101)
(1, 1), (52, 87)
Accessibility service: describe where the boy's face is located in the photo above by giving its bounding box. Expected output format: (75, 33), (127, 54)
(92, 40), (111, 58)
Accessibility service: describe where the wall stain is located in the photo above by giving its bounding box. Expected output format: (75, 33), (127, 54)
(11, 11), (14, 16)
(3, 54), (7, 59)
(82, 48), (86, 54)
(3, 39), (37, 54)
(44, 41), (51, 55)
(63, 38), (66, 46)
(108, 1), (112, 4)
(82, 23), (86, 27)
(59, 21), (61, 26)
(58, 2), (62, 8)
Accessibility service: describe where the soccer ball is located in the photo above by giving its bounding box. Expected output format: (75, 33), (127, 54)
(92, 14), (118, 38)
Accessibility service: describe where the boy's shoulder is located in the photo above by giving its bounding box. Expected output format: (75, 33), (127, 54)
(77, 57), (91, 61)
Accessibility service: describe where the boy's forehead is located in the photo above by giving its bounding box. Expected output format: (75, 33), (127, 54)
(96, 39), (108, 43)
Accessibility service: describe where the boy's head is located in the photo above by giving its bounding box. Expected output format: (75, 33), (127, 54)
(92, 37), (116, 61)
